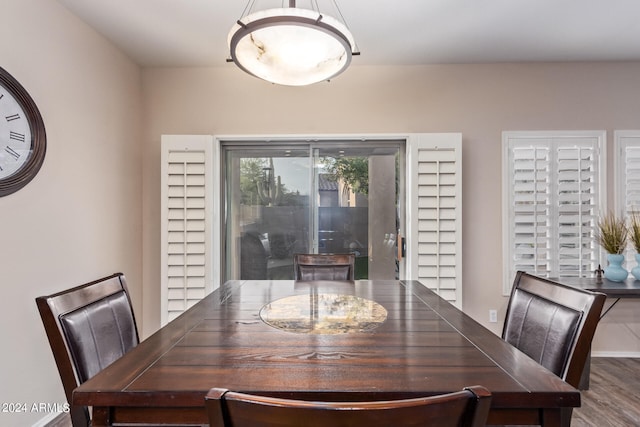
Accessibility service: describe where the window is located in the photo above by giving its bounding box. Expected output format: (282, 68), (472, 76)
(221, 142), (402, 282)
(502, 131), (606, 294)
(614, 130), (640, 268)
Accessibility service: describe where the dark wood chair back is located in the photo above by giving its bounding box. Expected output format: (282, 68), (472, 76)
(293, 253), (355, 280)
(36, 273), (139, 427)
(205, 386), (492, 427)
(240, 232), (267, 279)
(503, 271), (606, 387)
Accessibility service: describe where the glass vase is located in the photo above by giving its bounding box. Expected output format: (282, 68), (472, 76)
(631, 254), (640, 280)
(604, 253), (628, 282)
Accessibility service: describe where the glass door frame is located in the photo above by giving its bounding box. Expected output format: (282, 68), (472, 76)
(219, 137), (406, 283)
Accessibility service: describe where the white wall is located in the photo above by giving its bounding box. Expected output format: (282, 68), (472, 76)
(141, 63), (640, 353)
(0, 1), (142, 425)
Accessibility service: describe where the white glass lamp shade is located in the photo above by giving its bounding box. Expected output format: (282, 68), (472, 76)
(228, 8), (355, 86)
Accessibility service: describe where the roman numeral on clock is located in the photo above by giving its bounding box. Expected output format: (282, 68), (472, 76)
(5, 113), (20, 122)
(9, 131), (25, 142)
(5, 146), (20, 160)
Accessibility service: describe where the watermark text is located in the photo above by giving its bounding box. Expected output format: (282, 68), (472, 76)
(2, 402), (70, 413)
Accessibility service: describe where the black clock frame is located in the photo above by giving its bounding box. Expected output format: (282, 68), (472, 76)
(0, 66), (46, 197)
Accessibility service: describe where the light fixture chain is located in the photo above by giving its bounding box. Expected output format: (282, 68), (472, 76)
(240, 0), (256, 19)
(331, 0), (358, 53)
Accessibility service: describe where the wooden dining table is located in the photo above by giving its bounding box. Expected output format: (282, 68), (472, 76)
(73, 280), (580, 426)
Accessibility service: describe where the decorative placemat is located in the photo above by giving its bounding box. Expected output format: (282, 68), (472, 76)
(260, 293), (388, 334)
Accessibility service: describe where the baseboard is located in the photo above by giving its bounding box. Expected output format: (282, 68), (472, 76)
(592, 351), (640, 358)
(32, 412), (66, 427)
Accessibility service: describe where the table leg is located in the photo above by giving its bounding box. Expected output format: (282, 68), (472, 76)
(540, 407), (564, 427)
(600, 298), (621, 318)
(539, 407), (574, 427)
(90, 406), (112, 427)
(579, 350), (591, 389)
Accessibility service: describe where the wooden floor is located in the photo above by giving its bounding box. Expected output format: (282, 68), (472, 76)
(571, 357), (640, 427)
(47, 357), (640, 427)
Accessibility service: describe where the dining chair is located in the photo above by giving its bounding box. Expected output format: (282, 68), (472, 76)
(36, 273), (139, 427)
(502, 271), (606, 425)
(293, 253), (356, 280)
(240, 231), (268, 279)
(205, 386), (492, 427)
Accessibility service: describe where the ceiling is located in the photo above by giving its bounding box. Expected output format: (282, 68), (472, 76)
(57, 0), (640, 68)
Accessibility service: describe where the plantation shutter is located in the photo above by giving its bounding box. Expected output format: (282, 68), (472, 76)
(503, 131), (606, 294)
(161, 135), (214, 325)
(614, 130), (640, 268)
(406, 134), (462, 307)
(615, 131), (640, 214)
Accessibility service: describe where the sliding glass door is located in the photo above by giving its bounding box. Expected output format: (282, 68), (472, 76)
(223, 140), (402, 281)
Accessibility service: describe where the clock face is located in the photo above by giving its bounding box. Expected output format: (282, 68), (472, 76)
(0, 86), (33, 179)
(0, 67), (46, 197)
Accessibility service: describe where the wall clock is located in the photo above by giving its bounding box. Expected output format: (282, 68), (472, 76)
(0, 66), (46, 197)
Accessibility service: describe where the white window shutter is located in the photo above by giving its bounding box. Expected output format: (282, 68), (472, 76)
(406, 134), (462, 308)
(503, 131), (606, 295)
(161, 135), (214, 325)
(614, 130), (640, 268)
(615, 131), (640, 214)
(510, 143), (552, 276)
(556, 143), (600, 276)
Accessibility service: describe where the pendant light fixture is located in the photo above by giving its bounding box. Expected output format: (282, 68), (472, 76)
(227, 0), (358, 86)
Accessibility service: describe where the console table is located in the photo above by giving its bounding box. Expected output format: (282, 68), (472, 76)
(556, 276), (640, 317)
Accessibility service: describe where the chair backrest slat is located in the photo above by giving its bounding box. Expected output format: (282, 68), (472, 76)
(206, 386), (492, 427)
(293, 253), (355, 280)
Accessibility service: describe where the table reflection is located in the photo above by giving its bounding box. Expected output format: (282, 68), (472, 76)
(260, 293), (388, 334)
